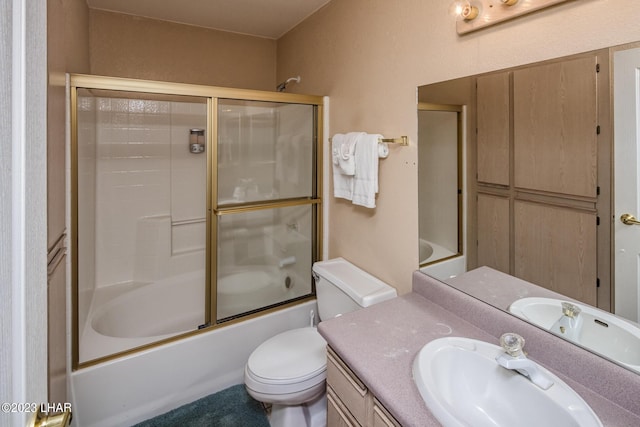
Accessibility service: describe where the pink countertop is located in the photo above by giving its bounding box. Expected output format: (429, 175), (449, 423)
(318, 270), (640, 426)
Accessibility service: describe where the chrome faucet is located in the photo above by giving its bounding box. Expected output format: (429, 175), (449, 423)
(495, 333), (554, 390)
(550, 302), (583, 341)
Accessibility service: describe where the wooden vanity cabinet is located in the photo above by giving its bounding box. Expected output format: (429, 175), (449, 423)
(326, 347), (400, 427)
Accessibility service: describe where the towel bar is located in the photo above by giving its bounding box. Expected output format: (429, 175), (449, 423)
(378, 136), (408, 146)
(329, 135), (408, 146)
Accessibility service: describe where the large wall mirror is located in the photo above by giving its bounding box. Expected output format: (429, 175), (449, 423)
(417, 41), (640, 375)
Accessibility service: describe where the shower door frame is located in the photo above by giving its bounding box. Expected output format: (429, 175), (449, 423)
(70, 74), (324, 368)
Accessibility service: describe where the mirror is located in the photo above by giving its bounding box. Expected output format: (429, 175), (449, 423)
(417, 42), (640, 375)
(417, 103), (463, 265)
(444, 266), (640, 374)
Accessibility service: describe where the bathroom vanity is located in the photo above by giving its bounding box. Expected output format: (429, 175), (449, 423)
(326, 346), (400, 426)
(318, 270), (640, 426)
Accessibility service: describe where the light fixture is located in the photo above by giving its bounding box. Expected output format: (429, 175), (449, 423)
(455, 0), (570, 35)
(450, 1), (479, 21)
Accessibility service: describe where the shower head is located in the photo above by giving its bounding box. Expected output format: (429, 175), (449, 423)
(276, 76), (301, 92)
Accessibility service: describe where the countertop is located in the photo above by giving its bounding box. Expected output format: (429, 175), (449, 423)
(318, 271), (640, 426)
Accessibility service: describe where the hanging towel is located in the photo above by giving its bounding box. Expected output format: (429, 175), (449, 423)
(332, 132), (363, 175)
(352, 133), (381, 208)
(332, 134), (354, 200)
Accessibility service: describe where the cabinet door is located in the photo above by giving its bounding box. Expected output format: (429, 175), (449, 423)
(514, 201), (597, 305)
(477, 193), (510, 273)
(477, 72), (510, 186)
(514, 56), (597, 197)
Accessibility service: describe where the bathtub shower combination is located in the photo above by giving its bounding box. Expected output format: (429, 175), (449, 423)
(71, 75), (324, 368)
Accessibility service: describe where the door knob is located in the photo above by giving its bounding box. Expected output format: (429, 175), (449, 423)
(620, 213), (640, 225)
(29, 408), (72, 427)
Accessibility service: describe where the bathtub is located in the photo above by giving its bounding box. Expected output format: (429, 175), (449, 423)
(419, 238), (466, 280)
(72, 264), (314, 426)
(71, 298), (317, 427)
(80, 266), (306, 362)
(419, 238), (457, 264)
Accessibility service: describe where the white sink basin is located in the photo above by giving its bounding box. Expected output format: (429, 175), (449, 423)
(413, 337), (602, 427)
(509, 297), (640, 372)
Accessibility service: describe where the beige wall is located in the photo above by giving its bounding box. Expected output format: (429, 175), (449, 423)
(276, 0), (640, 295)
(47, 0), (90, 404)
(89, 10), (277, 90)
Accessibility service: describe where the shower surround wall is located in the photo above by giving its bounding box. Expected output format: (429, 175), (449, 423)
(77, 93), (207, 345)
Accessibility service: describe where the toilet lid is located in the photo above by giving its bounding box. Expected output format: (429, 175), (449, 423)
(247, 327), (327, 383)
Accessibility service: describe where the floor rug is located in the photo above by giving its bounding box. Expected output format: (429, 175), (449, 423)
(132, 384), (269, 427)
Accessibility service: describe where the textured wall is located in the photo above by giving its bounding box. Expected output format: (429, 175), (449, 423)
(89, 10), (277, 90)
(277, 0), (640, 295)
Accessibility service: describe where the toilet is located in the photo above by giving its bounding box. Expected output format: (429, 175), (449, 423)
(244, 257), (397, 427)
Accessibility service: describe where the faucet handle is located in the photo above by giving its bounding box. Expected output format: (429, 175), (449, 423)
(500, 333), (525, 357)
(561, 302), (581, 318)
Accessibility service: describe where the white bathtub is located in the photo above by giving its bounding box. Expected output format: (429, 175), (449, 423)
(217, 266), (305, 319)
(80, 266), (307, 362)
(419, 239), (456, 264)
(419, 238), (466, 280)
(71, 298), (317, 427)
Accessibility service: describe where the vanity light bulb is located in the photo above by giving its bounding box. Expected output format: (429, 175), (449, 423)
(461, 4), (479, 21)
(449, 1), (475, 19)
(501, 0), (519, 5)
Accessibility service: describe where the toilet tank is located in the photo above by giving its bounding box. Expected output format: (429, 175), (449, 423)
(312, 257), (397, 321)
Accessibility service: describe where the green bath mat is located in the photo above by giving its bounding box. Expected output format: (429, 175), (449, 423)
(133, 384), (269, 427)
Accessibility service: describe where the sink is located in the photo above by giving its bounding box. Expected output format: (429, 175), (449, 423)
(509, 297), (640, 372)
(412, 337), (602, 427)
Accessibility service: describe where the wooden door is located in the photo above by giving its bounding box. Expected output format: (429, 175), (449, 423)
(514, 201), (597, 305)
(477, 72), (510, 186)
(477, 193), (510, 273)
(614, 46), (640, 322)
(513, 56), (598, 197)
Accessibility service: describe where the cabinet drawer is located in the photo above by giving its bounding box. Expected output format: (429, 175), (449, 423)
(373, 398), (401, 427)
(327, 347), (369, 425)
(327, 386), (359, 427)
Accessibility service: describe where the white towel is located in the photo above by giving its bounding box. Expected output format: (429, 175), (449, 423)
(352, 133), (381, 208)
(332, 132), (363, 175)
(332, 134), (354, 200)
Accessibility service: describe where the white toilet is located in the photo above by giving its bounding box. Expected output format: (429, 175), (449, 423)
(244, 257), (397, 427)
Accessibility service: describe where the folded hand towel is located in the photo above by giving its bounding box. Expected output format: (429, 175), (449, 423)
(331, 133), (344, 167)
(352, 133), (381, 208)
(332, 132), (363, 176)
(332, 133), (354, 200)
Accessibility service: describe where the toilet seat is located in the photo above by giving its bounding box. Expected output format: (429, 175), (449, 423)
(245, 327), (327, 396)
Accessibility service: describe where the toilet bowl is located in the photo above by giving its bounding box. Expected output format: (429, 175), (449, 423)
(245, 327), (328, 427)
(244, 258), (397, 427)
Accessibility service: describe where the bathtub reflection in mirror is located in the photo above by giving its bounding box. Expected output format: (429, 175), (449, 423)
(417, 103), (463, 266)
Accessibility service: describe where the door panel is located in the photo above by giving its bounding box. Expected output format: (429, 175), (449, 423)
(477, 193), (510, 273)
(613, 46), (640, 322)
(514, 56), (598, 197)
(514, 201), (597, 305)
(477, 72), (510, 186)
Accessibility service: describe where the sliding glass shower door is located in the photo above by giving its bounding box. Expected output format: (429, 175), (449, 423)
(71, 76), (323, 367)
(215, 99), (317, 321)
(74, 88), (209, 363)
